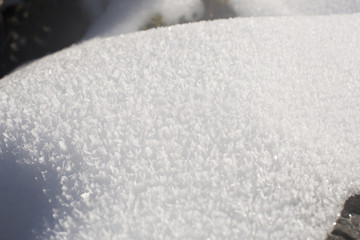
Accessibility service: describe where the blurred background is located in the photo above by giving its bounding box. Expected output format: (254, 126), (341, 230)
(0, 0), (108, 78)
(0, 0), (236, 78)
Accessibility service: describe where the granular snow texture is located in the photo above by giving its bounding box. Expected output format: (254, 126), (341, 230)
(1, 14), (360, 239)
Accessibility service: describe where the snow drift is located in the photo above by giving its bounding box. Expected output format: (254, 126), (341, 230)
(1, 2), (360, 240)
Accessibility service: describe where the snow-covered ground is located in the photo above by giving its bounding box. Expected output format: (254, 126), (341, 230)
(1, 1), (360, 239)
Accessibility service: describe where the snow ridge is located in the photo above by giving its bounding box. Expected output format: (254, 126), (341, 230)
(1, 14), (360, 240)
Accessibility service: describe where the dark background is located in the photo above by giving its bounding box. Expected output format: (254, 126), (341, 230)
(0, 0), (100, 78)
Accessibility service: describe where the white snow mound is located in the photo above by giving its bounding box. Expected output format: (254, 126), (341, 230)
(1, 13), (360, 240)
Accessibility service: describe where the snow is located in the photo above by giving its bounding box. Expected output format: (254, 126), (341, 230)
(1, 2), (360, 240)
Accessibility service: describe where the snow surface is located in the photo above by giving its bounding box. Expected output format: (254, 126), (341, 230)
(1, 4), (360, 240)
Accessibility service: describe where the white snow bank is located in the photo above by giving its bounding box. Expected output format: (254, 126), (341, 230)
(85, 0), (204, 38)
(230, 0), (360, 16)
(1, 13), (360, 240)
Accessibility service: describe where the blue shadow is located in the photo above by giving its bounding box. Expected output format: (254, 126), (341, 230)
(0, 146), (58, 240)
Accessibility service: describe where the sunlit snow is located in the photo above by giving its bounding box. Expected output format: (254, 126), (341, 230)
(1, 1), (360, 240)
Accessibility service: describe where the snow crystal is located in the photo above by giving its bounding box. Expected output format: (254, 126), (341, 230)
(1, 5), (360, 240)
